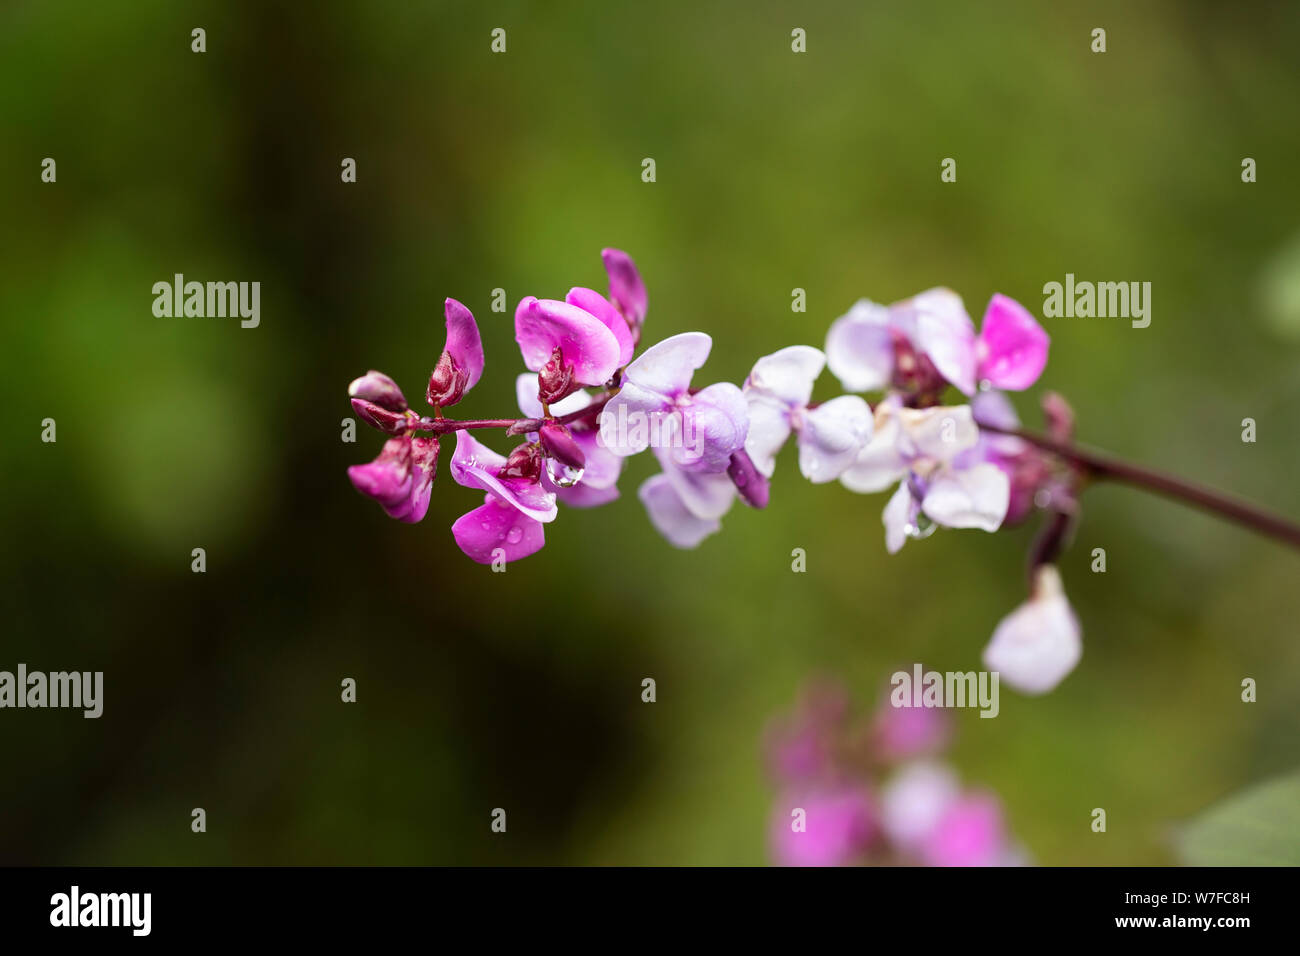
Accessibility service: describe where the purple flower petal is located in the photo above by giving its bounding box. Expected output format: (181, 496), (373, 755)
(621, 331), (711, 397)
(601, 248), (647, 327)
(638, 473), (722, 548)
(514, 296), (621, 386)
(444, 298), (484, 391)
(566, 286), (635, 367)
(449, 431), (558, 522)
(745, 345), (824, 407)
(912, 288), (977, 395)
(825, 299), (894, 393)
(796, 394), (873, 483)
(452, 496), (546, 564)
(673, 381), (749, 474)
(976, 294), (1049, 391)
(770, 787), (877, 867)
(920, 792), (1007, 867)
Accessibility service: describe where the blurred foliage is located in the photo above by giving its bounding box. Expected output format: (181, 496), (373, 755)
(1, 0), (1299, 864)
(1177, 770), (1300, 865)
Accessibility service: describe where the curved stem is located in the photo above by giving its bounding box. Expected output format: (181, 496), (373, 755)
(981, 424), (1300, 551)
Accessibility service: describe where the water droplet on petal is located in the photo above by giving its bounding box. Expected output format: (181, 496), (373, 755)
(904, 512), (937, 540)
(506, 525), (524, 544)
(545, 457), (584, 488)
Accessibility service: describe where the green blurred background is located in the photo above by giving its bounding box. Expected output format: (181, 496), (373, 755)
(2, 0), (1299, 865)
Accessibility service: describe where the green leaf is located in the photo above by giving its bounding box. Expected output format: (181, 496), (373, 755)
(1177, 771), (1300, 866)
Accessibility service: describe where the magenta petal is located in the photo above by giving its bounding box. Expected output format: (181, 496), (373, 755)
(976, 294), (1049, 391)
(444, 298), (484, 391)
(514, 296), (621, 386)
(601, 248), (647, 327)
(449, 432), (557, 522)
(566, 286), (635, 367)
(452, 497), (546, 564)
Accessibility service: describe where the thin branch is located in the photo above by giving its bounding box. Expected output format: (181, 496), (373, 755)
(981, 424), (1300, 551)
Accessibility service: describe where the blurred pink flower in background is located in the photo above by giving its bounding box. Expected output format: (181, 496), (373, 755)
(765, 678), (1025, 867)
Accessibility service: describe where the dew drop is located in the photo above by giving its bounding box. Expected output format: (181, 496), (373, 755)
(506, 526), (524, 544)
(545, 458), (584, 488)
(904, 512), (937, 540)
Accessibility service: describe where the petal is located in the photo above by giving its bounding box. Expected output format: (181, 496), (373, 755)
(596, 384), (668, 457)
(623, 331), (711, 397)
(672, 382), (749, 473)
(552, 478), (621, 508)
(797, 395), (873, 483)
(840, 411), (907, 493)
(515, 373), (591, 420)
(898, 404), (979, 462)
(879, 762), (961, 850)
(883, 480), (917, 554)
(348, 438), (413, 511)
(745, 345), (824, 407)
(570, 431), (621, 488)
(449, 431), (557, 522)
(976, 294), (1049, 391)
(921, 462), (1009, 532)
(770, 787), (877, 868)
(451, 496), (546, 564)
(825, 299), (894, 392)
(743, 394), (794, 478)
(601, 247), (647, 327)
(444, 298), (485, 391)
(655, 447), (736, 520)
(566, 286), (635, 367)
(982, 566), (1082, 694)
(638, 473), (722, 548)
(920, 793), (1007, 867)
(911, 288), (977, 395)
(514, 296), (621, 386)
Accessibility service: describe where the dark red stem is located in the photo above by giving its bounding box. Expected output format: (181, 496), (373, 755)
(981, 424), (1300, 551)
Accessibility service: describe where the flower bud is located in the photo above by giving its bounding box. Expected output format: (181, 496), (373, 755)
(538, 422), (585, 470)
(351, 397), (410, 435)
(1041, 391), (1075, 443)
(348, 370), (407, 412)
(499, 441), (543, 481)
(537, 347), (578, 405)
(728, 449), (770, 509)
(426, 350), (470, 408)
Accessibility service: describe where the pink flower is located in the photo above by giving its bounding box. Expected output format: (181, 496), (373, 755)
(514, 251), (645, 398)
(426, 298), (485, 407)
(601, 247), (648, 330)
(448, 432), (557, 564)
(871, 695), (950, 761)
(347, 435), (439, 524)
(515, 374), (623, 507)
(919, 792), (1008, 867)
(826, 290), (1049, 397)
(770, 787), (878, 867)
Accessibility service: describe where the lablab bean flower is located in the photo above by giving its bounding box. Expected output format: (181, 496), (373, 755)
(346, 247), (1300, 697)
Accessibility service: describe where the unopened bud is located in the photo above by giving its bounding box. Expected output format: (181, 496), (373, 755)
(348, 370), (407, 412)
(537, 347), (578, 405)
(499, 442), (543, 481)
(351, 397), (410, 435)
(727, 449), (770, 509)
(538, 422), (586, 470)
(427, 350), (469, 407)
(1042, 391), (1075, 443)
